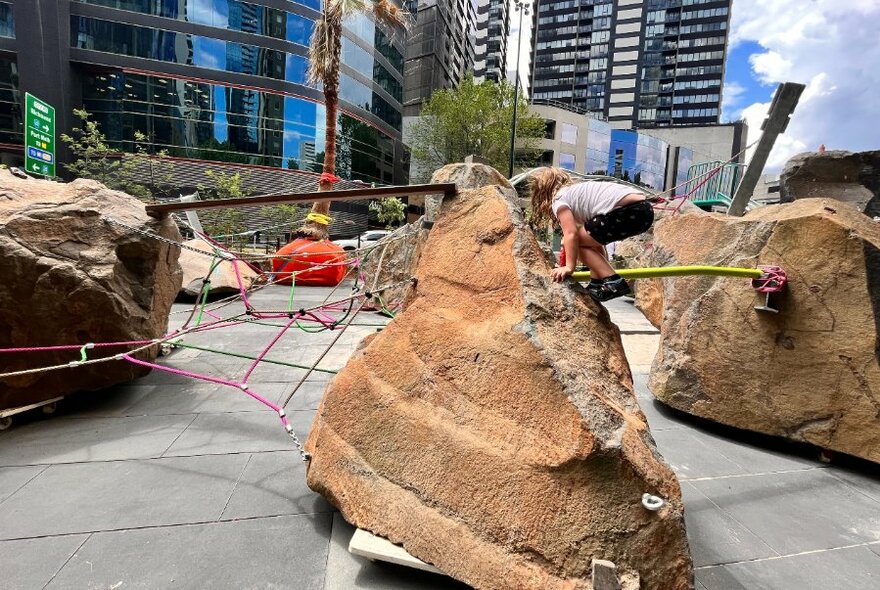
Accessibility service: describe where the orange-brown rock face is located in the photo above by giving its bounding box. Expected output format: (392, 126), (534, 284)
(0, 172), (182, 410)
(306, 185), (692, 589)
(646, 199), (880, 463)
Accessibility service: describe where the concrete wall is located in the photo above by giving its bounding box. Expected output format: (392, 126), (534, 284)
(530, 104), (594, 175)
(642, 122), (748, 166)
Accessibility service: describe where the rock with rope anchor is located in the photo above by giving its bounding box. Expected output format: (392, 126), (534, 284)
(644, 198), (880, 464)
(0, 171), (182, 411)
(178, 238), (261, 297)
(306, 183), (692, 589)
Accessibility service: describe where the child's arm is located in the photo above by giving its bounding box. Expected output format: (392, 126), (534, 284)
(552, 208), (578, 283)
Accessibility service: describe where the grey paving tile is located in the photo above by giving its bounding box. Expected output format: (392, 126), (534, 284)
(133, 361), (247, 385)
(324, 512), (470, 590)
(0, 454), (249, 539)
(870, 542), (880, 558)
(697, 546), (880, 590)
(691, 469), (880, 554)
(230, 363), (336, 384)
(162, 410), (314, 457)
(651, 429), (747, 480)
(0, 534), (89, 589)
(605, 299), (658, 334)
(48, 514), (332, 590)
(828, 466), (880, 503)
(631, 372), (685, 432)
(221, 451), (332, 519)
(0, 414), (196, 466)
(682, 482), (776, 567)
(691, 429), (820, 476)
(282, 380), (331, 412)
(62, 384), (157, 418)
(0, 465), (45, 503)
(121, 381), (290, 416)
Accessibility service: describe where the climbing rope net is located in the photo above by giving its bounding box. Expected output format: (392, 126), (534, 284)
(1, 153), (781, 446)
(0, 216), (416, 460)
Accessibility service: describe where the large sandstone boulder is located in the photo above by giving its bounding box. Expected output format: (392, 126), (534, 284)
(780, 150), (880, 215)
(647, 198), (880, 463)
(361, 163), (515, 309)
(178, 238), (260, 297)
(307, 184), (692, 589)
(0, 172), (182, 411)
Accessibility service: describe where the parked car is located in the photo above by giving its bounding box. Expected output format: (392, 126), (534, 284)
(334, 229), (391, 251)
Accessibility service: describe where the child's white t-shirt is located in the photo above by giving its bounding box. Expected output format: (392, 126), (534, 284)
(551, 181), (644, 224)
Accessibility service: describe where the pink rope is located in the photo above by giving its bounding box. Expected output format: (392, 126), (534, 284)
(241, 317), (297, 383)
(121, 354), (291, 430)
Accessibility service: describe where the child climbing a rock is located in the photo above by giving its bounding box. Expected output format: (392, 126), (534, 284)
(529, 166), (654, 302)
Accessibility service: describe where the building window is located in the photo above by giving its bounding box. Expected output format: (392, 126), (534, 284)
(560, 123), (578, 145)
(559, 152), (575, 171)
(0, 2), (13, 39)
(81, 71), (397, 183)
(0, 57), (21, 144)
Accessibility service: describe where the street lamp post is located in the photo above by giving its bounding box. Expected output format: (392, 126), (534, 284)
(508, 1), (530, 178)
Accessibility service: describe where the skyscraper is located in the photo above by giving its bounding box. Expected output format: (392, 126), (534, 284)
(530, 0), (732, 128)
(402, 0), (478, 116)
(473, 0), (509, 83)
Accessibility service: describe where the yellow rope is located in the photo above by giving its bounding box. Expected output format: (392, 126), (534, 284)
(306, 212), (332, 225)
(571, 266), (764, 281)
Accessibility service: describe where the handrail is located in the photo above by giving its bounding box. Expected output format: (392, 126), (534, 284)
(145, 183), (458, 217)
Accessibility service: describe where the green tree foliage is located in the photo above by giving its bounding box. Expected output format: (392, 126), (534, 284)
(259, 204), (303, 232)
(60, 108), (173, 199)
(197, 170), (250, 239)
(369, 197), (406, 229)
(408, 75), (546, 180)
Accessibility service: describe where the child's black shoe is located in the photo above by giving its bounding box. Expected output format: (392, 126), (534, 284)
(587, 277), (631, 302)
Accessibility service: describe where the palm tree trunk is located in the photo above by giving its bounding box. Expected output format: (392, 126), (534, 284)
(299, 16), (343, 242)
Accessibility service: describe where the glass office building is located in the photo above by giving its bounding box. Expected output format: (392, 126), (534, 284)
(0, 0), (409, 185)
(607, 128), (667, 189)
(530, 0), (732, 128)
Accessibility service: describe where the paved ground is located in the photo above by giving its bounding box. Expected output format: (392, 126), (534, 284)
(1, 287), (879, 589)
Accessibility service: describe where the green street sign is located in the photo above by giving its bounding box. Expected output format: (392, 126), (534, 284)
(25, 93), (56, 177)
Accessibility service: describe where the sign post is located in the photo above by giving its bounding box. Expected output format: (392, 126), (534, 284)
(24, 93), (56, 177)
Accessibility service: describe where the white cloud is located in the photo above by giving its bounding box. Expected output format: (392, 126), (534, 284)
(721, 81), (747, 120)
(731, 0), (880, 171)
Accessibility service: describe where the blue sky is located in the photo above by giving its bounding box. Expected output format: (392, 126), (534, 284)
(720, 40), (765, 122)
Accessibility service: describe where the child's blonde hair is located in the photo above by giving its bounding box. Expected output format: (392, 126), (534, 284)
(529, 166), (572, 230)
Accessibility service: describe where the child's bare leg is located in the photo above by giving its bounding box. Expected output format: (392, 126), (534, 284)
(576, 227), (615, 279)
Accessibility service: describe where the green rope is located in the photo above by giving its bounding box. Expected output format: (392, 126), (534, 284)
(172, 342), (339, 374)
(286, 274), (297, 312)
(376, 294), (396, 318)
(194, 256), (224, 327)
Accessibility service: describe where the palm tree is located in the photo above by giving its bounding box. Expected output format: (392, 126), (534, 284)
(298, 0), (408, 241)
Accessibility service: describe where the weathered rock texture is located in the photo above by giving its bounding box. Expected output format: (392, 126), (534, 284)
(780, 150), (880, 215)
(361, 163), (515, 309)
(616, 200), (705, 328)
(646, 198), (880, 463)
(0, 172), (182, 410)
(178, 238), (260, 297)
(307, 184), (692, 589)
